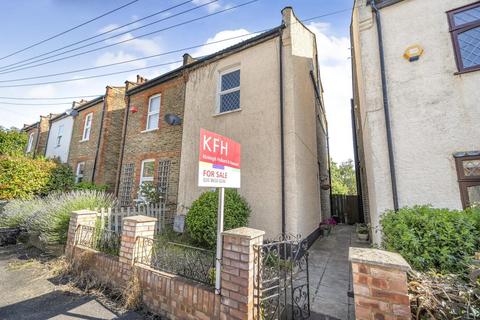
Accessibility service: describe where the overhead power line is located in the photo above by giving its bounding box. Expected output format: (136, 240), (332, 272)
(0, 101), (72, 106)
(0, 8), (353, 86)
(0, 8), (352, 92)
(0, 0), (140, 62)
(0, 0), (217, 73)
(0, 0), (259, 76)
(0, 94), (102, 100)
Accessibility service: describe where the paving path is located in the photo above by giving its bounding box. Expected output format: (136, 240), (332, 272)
(308, 224), (368, 320)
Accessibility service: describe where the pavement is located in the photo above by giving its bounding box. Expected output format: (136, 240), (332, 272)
(308, 224), (369, 320)
(0, 245), (144, 320)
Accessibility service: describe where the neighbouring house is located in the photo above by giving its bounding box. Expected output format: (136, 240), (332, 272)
(22, 114), (56, 157)
(351, 0), (480, 243)
(67, 86), (126, 191)
(115, 74), (185, 215)
(45, 110), (75, 163)
(176, 7), (330, 240)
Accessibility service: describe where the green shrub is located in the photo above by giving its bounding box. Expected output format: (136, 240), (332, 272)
(74, 182), (108, 192)
(0, 156), (75, 200)
(0, 190), (116, 244)
(380, 206), (480, 274)
(186, 189), (250, 249)
(0, 127), (27, 157)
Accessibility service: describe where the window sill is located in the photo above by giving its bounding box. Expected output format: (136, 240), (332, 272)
(141, 128), (159, 133)
(454, 66), (480, 75)
(213, 108), (242, 117)
(79, 139), (89, 143)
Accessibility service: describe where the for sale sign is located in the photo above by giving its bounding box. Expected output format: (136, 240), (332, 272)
(198, 128), (241, 188)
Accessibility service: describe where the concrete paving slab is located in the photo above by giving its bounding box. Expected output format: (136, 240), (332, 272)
(308, 225), (369, 320)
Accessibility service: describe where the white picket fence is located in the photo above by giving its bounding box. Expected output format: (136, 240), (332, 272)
(96, 203), (170, 234)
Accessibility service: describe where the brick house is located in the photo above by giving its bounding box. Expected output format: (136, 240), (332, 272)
(67, 86), (126, 191)
(115, 74), (186, 213)
(22, 114), (55, 157)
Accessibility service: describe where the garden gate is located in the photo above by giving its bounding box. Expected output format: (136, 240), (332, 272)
(253, 235), (310, 319)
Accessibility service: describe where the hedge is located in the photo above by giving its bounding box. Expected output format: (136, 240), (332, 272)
(380, 205), (480, 274)
(0, 156), (75, 200)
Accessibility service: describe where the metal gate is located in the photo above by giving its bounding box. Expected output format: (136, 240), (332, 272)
(253, 234), (310, 319)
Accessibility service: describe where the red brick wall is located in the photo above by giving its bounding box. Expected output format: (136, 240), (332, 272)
(118, 77), (185, 210)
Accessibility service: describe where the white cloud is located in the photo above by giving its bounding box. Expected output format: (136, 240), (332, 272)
(307, 22), (353, 162)
(98, 24), (120, 34)
(192, 29), (253, 58)
(26, 85), (57, 99)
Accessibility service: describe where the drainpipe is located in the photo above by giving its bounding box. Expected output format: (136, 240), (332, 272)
(92, 95), (107, 183)
(279, 30), (286, 235)
(371, 1), (399, 211)
(115, 94), (130, 197)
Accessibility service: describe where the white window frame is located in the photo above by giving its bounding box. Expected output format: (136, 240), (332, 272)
(217, 66), (241, 114)
(27, 132), (35, 152)
(145, 94), (161, 131)
(75, 162), (85, 183)
(140, 159), (155, 185)
(81, 112), (93, 141)
(56, 125), (64, 147)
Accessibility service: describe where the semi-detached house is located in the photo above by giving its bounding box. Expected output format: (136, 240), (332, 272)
(351, 0), (480, 244)
(22, 114), (55, 157)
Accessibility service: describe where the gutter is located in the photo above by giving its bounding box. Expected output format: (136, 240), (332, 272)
(92, 94), (107, 183)
(371, 1), (399, 210)
(279, 29), (286, 235)
(115, 95), (130, 197)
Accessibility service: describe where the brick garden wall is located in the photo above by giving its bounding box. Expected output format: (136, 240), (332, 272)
(117, 76), (185, 210)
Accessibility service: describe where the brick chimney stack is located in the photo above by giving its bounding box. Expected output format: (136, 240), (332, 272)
(136, 75), (148, 84)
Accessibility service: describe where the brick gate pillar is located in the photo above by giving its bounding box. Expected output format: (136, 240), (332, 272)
(118, 215), (157, 270)
(349, 247), (412, 320)
(66, 209), (97, 257)
(220, 227), (265, 320)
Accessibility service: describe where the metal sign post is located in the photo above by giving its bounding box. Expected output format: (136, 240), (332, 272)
(215, 187), (225, 295)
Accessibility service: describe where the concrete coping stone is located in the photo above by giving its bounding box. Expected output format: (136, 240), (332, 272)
(123, 215), (157, 223)
(349, 247), (411, 272)
(222, 227), (265, 240)
(71, 209), (97, 215)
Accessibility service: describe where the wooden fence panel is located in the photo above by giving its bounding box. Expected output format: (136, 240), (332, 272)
(331, 194), (360, 224)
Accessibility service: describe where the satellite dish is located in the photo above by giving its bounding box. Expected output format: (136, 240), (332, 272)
(65, 109), (79, 117)
(164, 113), (182, 126)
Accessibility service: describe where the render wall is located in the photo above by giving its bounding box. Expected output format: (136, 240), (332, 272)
(352, 0), (480, 243)
(177, 38), (284, 238)
(178, 11), (325, 239)
(45, 116), (74, 163)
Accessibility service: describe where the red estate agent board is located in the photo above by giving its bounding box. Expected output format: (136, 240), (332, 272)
(198, 128), (241, 188)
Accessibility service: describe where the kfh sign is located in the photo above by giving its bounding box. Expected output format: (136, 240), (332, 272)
(198, 129), (241, 295)
(198, 128), (241, 188)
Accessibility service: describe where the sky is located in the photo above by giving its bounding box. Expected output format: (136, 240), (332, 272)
(0, 0), (354, 162)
